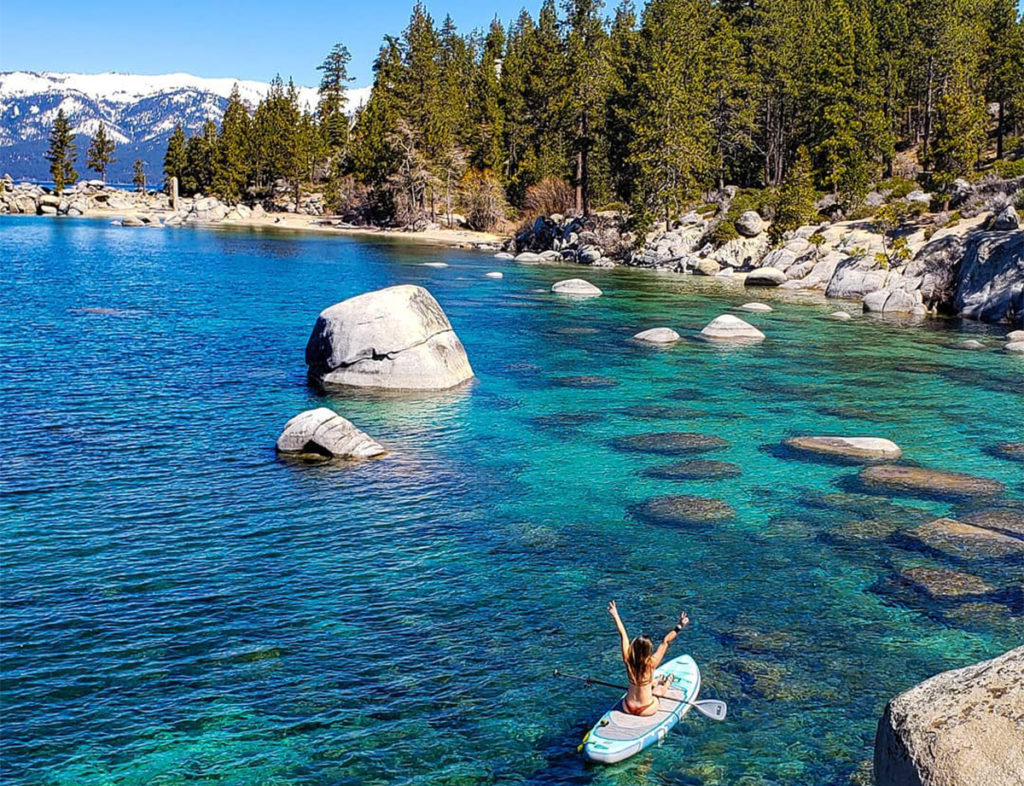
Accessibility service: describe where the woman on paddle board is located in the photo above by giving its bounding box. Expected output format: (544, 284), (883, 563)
(608, 601), (690, 716)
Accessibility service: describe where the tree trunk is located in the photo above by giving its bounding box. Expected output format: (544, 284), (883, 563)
(996, 101), (1004, 160)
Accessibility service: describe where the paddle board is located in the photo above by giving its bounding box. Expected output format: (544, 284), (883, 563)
(582, 654), (700, 764)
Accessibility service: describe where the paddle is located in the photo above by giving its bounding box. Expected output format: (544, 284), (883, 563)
(552, 668), (728, 721)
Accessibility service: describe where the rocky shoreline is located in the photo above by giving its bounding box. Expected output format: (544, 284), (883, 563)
(4, 173), (1022, 333)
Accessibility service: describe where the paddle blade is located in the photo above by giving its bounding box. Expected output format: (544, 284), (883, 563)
(692, 699), (727, 721)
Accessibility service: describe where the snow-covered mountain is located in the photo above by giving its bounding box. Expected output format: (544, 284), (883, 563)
(0, 72), (371, 183)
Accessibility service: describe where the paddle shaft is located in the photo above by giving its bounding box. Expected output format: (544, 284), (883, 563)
(553, 669), (727, 721)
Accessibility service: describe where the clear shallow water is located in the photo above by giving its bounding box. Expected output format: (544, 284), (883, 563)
(1, 216), (1021, 786)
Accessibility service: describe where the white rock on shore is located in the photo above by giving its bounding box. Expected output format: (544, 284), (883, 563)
(874, 645), (1024, 786)
(276, 407), (387, 460)
(305, 285), (474, 391)
(699, 314), (765, 342)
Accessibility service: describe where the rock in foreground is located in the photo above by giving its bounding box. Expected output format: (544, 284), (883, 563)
(874, 645), (1024, 786)
(305, 285), (473, 390)
(699, 314), (765, 342)
(276, 408), (387, 460)
(785, 436), (902, 463)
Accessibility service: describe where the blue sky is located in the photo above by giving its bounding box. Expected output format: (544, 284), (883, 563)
(0, 0), (545, 86)
(2, 0), (1023, 87)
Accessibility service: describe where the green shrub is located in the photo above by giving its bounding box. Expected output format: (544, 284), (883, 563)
(876, 177), (918, 199)
(992, 158), (1024, 178)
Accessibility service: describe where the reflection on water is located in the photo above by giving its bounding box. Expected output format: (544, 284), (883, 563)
(1, 216), (1021, 785)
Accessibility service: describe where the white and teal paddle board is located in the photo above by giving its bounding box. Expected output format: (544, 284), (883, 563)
(583, 654), (700, 764)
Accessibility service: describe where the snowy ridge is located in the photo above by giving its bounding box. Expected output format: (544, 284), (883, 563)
(0, 71), (371, 181)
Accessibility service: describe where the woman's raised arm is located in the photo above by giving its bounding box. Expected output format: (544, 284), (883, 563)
(651, 611), (690, 669)
(608, 601), (630, 662)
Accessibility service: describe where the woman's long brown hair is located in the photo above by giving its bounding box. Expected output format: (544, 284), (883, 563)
(626, 635), (653, 684)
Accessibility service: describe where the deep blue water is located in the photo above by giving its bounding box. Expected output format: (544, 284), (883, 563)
(1, 215), (1021, 785)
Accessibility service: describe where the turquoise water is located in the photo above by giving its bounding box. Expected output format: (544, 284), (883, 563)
(1, 216), (1021, 785)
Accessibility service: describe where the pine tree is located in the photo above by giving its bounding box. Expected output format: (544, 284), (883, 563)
(132, 158), (146, 192)
(707, 10), (757, 190)
(351, 36), (405, 201)
(470, 19), (506, 175)
(929, 60), (987, 184)
(86, 122), (117, 182)
(984, 0), (1024, 159)
(770, 145), (817, 243)
(212, 84), (252, 202)
(163, 124), (187, 194)
(46, 109), (78, 194)
(317, 43), (354, 153)
(605, 0), (639, 203)
(627, 0), (715, 232)
(563, 0), (609, 214)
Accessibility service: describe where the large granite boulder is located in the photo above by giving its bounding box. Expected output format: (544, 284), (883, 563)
(826, 255), (889, 299)
(276, 407), (387, 460)
(633, 327), (681, 344)
(954, 232), (1024, 326)
(874, 645), (1024, 786)
(736, 210), (764, 237)
(745, 267), (787, 286)
(305, 285), (474, 390)
(990, 204), (1019, 231)
(699, 314), (765, 342)
(551, 278), (602, 297)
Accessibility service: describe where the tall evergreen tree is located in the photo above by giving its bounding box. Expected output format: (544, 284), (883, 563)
(627, 0), (715, 232)
(317, 44), (354, 154)
(605, 0), (640, 202)
(163, 124), (187, 193)
(563, 0), (609, 214)
(471, 19), (506, 174)
(86, 121), (117, 182)
(929, 59), (987, 184)
(213, 84), (252, 202)
(132, 158), (146, 192)
(46, 109), (77, 194)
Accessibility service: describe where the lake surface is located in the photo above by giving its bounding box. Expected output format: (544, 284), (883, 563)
(1, 216), (1021, 785)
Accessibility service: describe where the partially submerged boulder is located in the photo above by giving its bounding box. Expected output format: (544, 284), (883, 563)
(699, 314), (765, 342)
(874, 645), (1024, 786)
(739, 302), (773, 312)
(551, 278), (602, 297)
(784, 436), (902, 463)
(276, 408), (386, 460)
(633, 327), (681, 344)
(904, 518), (1024, 560)
(745, 267), (787, 286)
(305, 285), (474, 391)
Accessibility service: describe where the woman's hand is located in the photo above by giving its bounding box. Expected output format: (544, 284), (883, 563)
(678, 611), (690, 629)
(608, 600), (619, 619)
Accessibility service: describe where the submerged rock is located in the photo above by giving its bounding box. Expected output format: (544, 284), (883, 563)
(859, 465), (1005, 500)
(988, 441), (1024, 462)
(739, 302), (773, 312)
(898, 567), (995, 599)
(305, 285), (474, 391)
(643, 459), (742, 480)
(699, 314), (765, 342)
(613, 432), (729, 455)
(633, 327), (681, 344)
(784, 436), (902, 463)
(551, 278), (602, 297)
(828, 310), (853, 321)
(874, 645), (1024, 786)
(636, 494), (736, 526)
(276, 408), (386, 460)
(904, 518), (1024, 560)
(960, 507), (1024, 538)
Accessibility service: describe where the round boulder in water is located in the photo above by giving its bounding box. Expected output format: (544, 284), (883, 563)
(613, 432), (729, 455)
(637, 494), (736, 526)
(485, 271), (504, 279)
(828, 311), (853, 321)
(784, 436), (902, 463)
(739, 302), (773, 313)
(744, 268), (787, 287)
(644, 460), (742, 480)
(699, 314), (765, 342)
(276, 408), (386, 460)
(633, 327), (681, 344)
(552, 278), (602, 297)
(305, 284), (473, 391)
(859, 465), (1005, 500)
